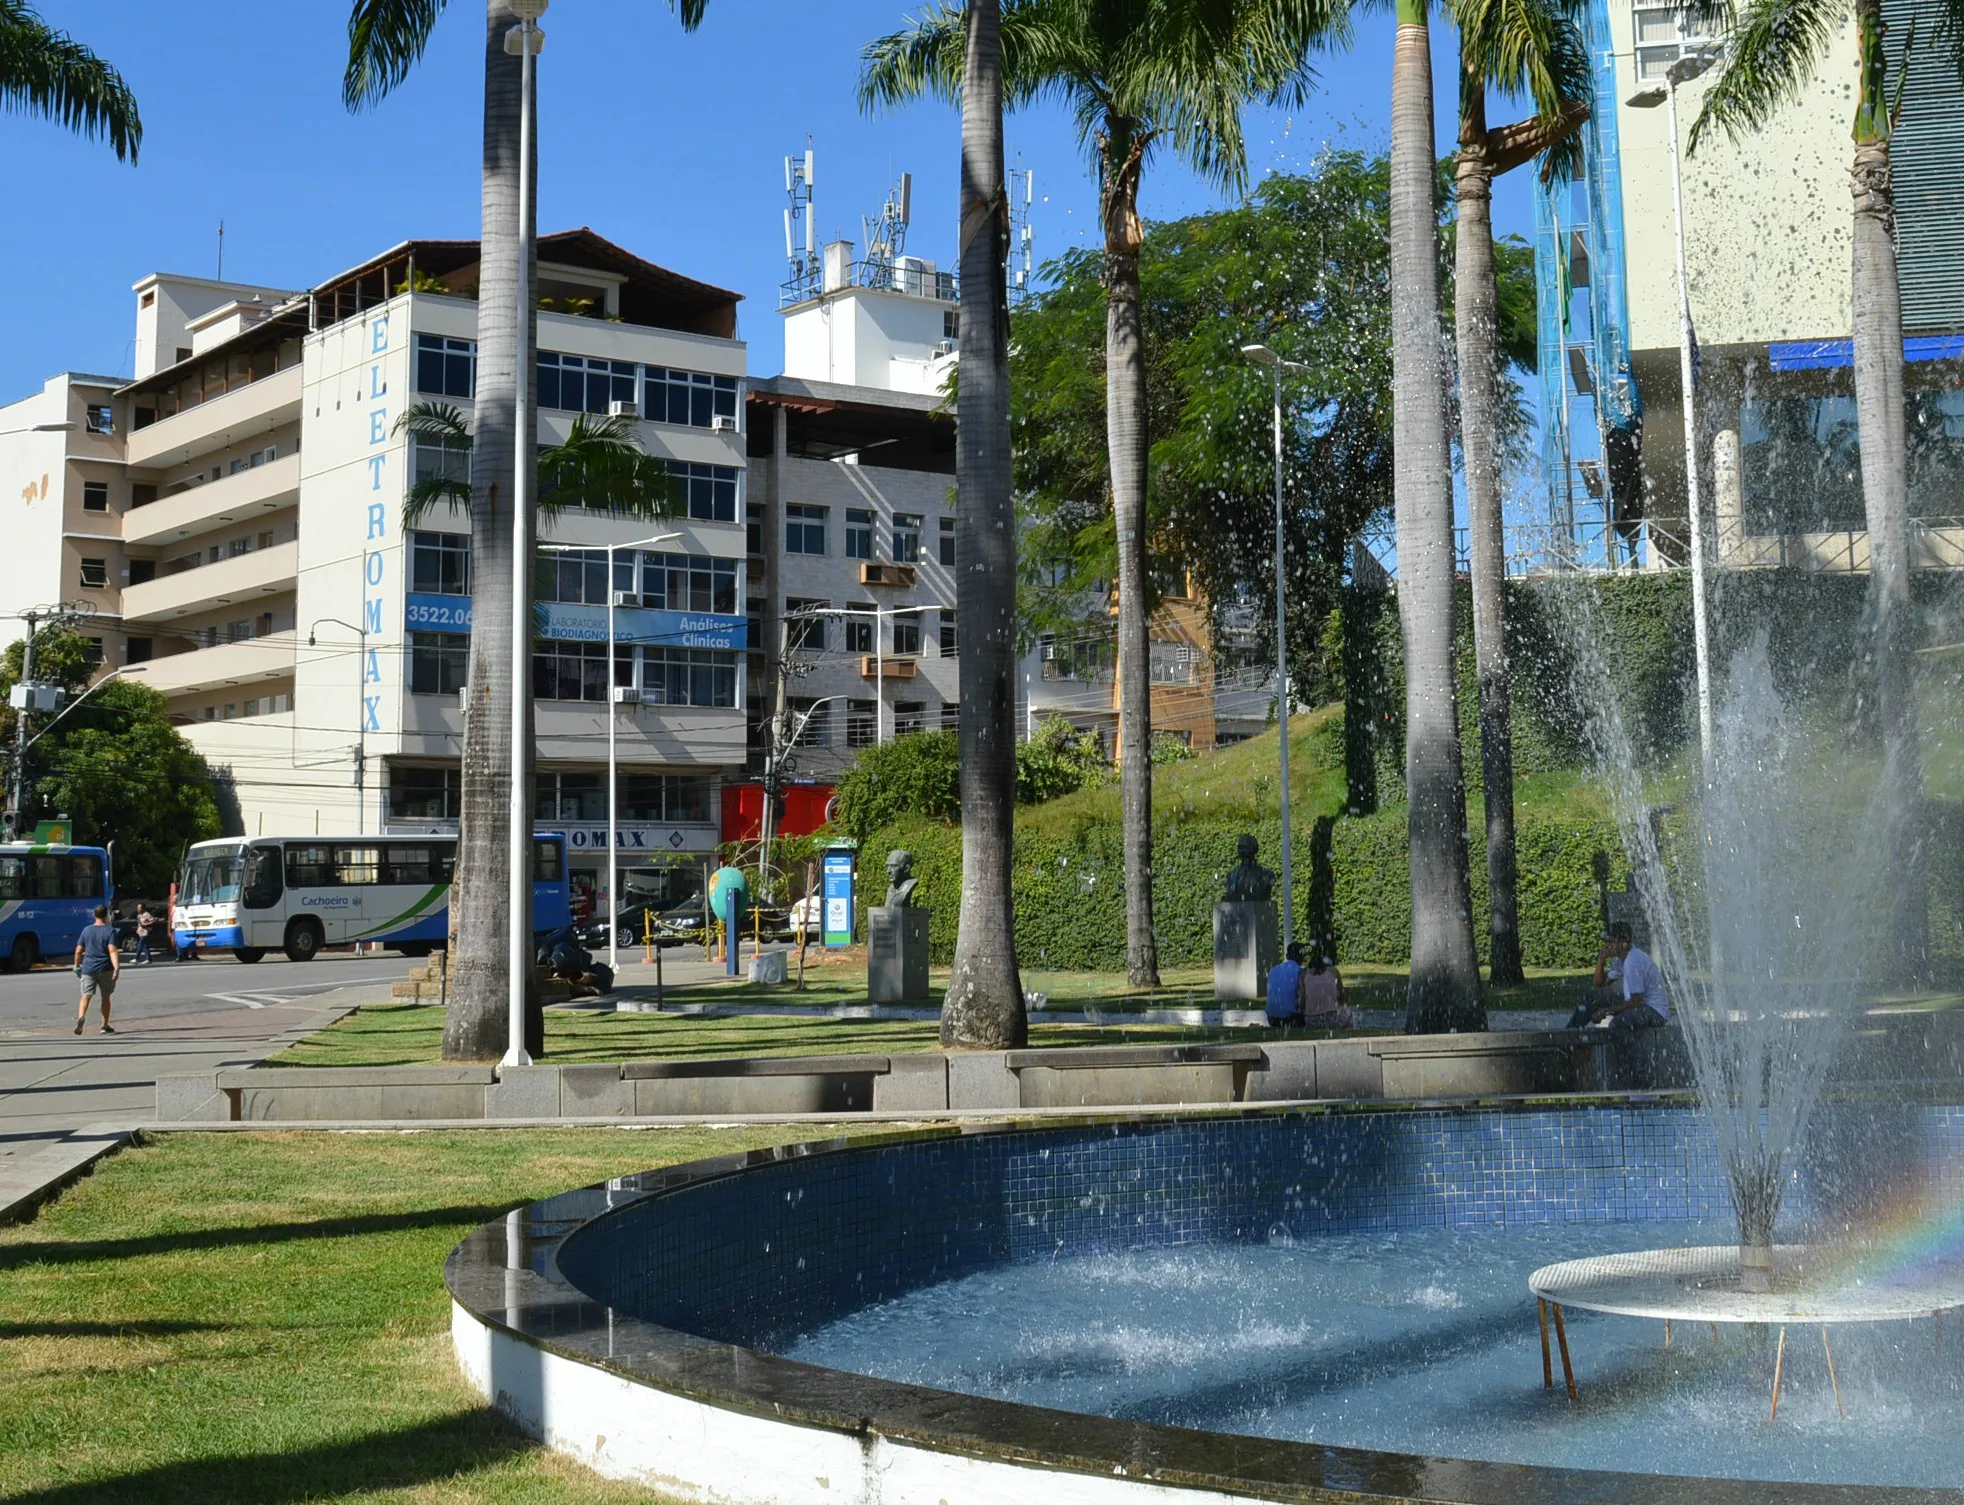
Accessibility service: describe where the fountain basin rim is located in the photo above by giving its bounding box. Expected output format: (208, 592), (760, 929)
(1530, 1245), (1964, 1324)
(449, 1105), (1964, 1505)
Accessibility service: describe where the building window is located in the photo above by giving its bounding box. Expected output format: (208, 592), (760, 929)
(786, 598), (827, 652)
(82, 481), (109, 512)
(643, 367), (739, 428)
(128, 559), (154, 585)
(892, 616), (921, 655)
(617, 773), (713, 823)
(409, 631), (469, 695)
(411, 531), (470, 596)
(633, 551), (739, 613)
(130, 483), (157, 509)
(226, 619), (252, 642)
(843, 614), (872, 654)
(413, 434), (471, 492)
(943, 310), (960, 342)
(538, 352), (637, 414)
(845, 508), (874, 560)
(536, 771), (605, 821)
(641, 647), (738, 707)
(892, 512), (923, 562)
(78, 557), (107, 589)
(785, 503), (827, 555)
(895, 700), (927, 736)
(939, 610), (957, 655)
(746, 598), (764, 650)
(535, 547), (611, 606)
(390, 766), (462, 820)
(787, 696), (830, 747)
(534, 641), (630, 702)
(82, 637), (103, 666)
(1149, 640), (1198, 685)
(413, 333), (476, 398)
(84, 404), (113, 435)
(1631, 0), (1719, 79)
(846, 699), (878, 749)
(661, 461), (739, 523)
(939, 516), (956, 566)
(746, 504), (763, 556)
(230, 538), (252, 557)
(126, 637), (153, 663)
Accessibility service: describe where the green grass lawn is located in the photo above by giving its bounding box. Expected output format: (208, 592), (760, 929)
(272, 1004), (1251, 1069)
(0, 1127), (849, 1503)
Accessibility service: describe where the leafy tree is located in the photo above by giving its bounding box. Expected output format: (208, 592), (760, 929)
(0, 0), (141, 160)
(344, 0), (710, 1060)
(863, 0), (1347, 991)
(832, 731), (963, 842)
(0, 628), (219, 896)
(1689, 0), (1964, 986)
(1015, 716), (1111, 803)
(1452, 0), (1590, 986)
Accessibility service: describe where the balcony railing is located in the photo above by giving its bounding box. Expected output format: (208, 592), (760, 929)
(123, 451), (300, 546)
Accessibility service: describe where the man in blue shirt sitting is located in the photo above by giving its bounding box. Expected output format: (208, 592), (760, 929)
(1567, 922), (1668, 1030)
(1266, 942), (1305, 1027)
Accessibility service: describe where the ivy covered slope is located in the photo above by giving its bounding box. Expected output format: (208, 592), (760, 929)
(856, 705), (1628, 971)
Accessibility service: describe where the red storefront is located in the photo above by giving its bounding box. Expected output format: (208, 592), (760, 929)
(719, 782), (836, 846)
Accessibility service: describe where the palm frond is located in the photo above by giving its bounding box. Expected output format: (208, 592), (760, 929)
(859, 0), (1090, 117)
(1936, 0), (1964, 88)
(536, 414), (680, 521)
(1453, 0), (1592, 184)
(1688, 0), (1845, 152)
(395, 402), (471, 526)
(0, 0), (140, 161)
(403, 472), (471, 527)
(859, 2), (969, 110)
(344, 0), (447, 111)
(396, 400), (472, 445)
(669, 0), (711, 28)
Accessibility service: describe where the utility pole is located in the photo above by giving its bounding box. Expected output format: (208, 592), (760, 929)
(759, 617), (793, 903)
(9, 610), (39, 829)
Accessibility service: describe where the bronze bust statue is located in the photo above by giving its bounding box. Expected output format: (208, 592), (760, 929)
(884, 849), (920, 909)
(1222, 834), (1276, 904)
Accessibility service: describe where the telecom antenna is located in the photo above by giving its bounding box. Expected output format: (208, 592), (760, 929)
(783, 142), (817, 300)
(1008, 162), (1036, 300)
(861, 171), (912, 289)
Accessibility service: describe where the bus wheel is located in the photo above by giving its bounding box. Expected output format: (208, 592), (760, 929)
(7, 934), (37, 974)
(235, 948), (266, 964)
(283, 920), (323, 964)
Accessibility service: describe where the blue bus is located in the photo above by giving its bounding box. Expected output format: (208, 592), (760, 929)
(174, 834), (570, 962)
(0, 844), (113, 973)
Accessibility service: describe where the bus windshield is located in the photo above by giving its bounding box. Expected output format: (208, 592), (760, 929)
(180, 845), (247, 905)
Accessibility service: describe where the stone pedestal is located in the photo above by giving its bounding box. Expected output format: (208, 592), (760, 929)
(1213, 901), (1278, 1002)
(868, 907), (930, 1003)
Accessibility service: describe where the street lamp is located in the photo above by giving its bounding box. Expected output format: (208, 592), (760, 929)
(543, 530), (681, 976)
(504, 0), (547, 1068)
(308, 617), (369, 835)
(815, 603), (931, 746)
(1240, 344), (1309, 956)
(10, 665), (146, 835)
(1630, 50), (1718, 780)
(0, 421), (75, 437)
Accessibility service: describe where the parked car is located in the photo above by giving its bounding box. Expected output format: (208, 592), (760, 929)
(579, 897), (705, 951)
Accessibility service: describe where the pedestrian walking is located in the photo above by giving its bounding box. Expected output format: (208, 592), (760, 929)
(73, 904), (120, 1035)
(134, 904), (155, 965)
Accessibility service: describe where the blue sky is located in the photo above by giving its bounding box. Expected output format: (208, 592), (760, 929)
(1, 1), (1544, 401)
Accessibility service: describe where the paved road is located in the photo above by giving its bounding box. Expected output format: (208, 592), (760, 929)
(0, 952), (415, 1174)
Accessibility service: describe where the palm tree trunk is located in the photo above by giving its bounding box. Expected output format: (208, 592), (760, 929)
(1454, 84), (1524, 987)
(940, 0), (1026, 1049)
(1105, 132), (1158, 988)
(1851, 0), (1927, 985)
(443, 0), (523, 1061)
(1391, 0), (1482, 1032)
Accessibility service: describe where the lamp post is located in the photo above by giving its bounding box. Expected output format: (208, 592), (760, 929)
(818, 603), (930, 746)
(1240, 344), (1309, 955)
(543, 530), (680, 976)
(1630, 51), (1717, 780)
(12, 665), (145, 834)
(308, 617), (368, 835)
(504, 0), (547, 1068)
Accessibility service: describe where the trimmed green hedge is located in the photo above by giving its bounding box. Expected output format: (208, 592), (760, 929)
(859, 792), (1629, 971)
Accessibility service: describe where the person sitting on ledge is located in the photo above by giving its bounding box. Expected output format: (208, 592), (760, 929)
(1298, 953), (1354, 1029)
(1265, 942), (1305, 1027)
(1567, 921), (1668, 1031)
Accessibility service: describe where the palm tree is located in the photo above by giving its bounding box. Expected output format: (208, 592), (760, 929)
(1452, 0), (1590, 988)
(1689, 0), (1961, 988)
(1391, 0), (1485, 1032)
(344, 0), (708, 1060)
(0, 0), (141, 161)
(397, 404), (681, 522)
(862, 0), (1344, 989)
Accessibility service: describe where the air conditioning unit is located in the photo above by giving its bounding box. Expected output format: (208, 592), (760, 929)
(608, 400), (639, 419)
(612, 686), (642, 705)
(933, 339), (958, 358)
(861, 656), (919, 680)
(859, 562), (917, 587)
(612, 590), (639, 608)
(710, 414), (739, 434)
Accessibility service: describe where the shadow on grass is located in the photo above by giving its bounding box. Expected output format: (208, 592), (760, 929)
(0, 1319), (232, 1339)
(0, 1204), (512, 1271)
(4, 1407), (536, 1504)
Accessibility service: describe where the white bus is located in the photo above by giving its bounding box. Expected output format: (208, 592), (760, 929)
(173, 834), (571, 963)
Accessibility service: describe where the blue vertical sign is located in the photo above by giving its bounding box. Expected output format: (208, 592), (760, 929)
(822, 849), (855, 949)
(362, 313), (391, 739)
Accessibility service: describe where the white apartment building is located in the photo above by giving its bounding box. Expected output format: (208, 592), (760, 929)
(740, 247), (960, 793)
(0, 231), (750, 917)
